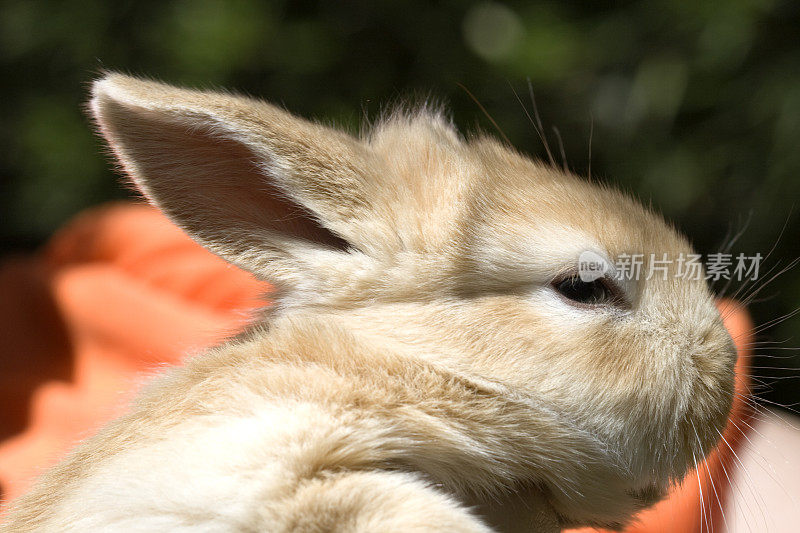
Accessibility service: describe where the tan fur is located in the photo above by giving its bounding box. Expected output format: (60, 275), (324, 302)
(0, 74), (736, 532)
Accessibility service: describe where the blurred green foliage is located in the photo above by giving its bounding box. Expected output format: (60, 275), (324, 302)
(1, 0), (799, 404)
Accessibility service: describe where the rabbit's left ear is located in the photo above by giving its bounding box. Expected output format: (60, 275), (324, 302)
(90, 74), (383, 285)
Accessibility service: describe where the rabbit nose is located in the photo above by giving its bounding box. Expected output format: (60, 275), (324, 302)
(692, 330), (735, 372)
(699, 324), (737, 364)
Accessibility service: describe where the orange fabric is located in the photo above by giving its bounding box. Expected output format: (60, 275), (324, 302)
(0, 203), (268, 504)
(0, 203), (752, 531)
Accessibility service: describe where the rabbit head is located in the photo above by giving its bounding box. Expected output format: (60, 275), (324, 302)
(91, 74), (736, 529)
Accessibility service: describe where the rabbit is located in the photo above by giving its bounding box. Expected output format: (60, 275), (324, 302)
(0, 73), (736, 532)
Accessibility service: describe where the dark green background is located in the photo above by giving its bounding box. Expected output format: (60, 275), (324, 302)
(2, 0), (799, 408)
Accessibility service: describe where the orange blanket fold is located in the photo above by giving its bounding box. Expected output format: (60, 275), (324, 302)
(0, 203), (753, 531)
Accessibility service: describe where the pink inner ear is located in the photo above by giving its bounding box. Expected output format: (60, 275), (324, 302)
(104, 100), (350, 253)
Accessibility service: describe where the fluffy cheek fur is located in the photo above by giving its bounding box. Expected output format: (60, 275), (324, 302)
(423, 293), (736, 513)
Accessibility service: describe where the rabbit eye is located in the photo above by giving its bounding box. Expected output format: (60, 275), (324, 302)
(552, 275), (618, 306)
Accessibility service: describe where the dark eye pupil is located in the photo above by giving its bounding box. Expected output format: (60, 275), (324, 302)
(555, 276), (609, 305)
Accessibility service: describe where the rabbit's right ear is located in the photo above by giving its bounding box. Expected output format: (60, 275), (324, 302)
(91, 74), (382, 293)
